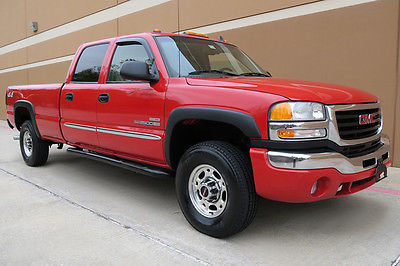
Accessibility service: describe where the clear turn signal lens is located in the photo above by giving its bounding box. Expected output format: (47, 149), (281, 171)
(278, 128), (326, 139)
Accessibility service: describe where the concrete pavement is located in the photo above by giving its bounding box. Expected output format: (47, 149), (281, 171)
(0, 120), (400, 265)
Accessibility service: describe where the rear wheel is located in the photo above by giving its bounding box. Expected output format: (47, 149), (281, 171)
(175, 141), (257, 238)
(19, 120), (49, 166)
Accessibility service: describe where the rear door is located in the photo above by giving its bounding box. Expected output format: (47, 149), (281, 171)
(60, 43), (109, 148)
(96, 38), (166, 164)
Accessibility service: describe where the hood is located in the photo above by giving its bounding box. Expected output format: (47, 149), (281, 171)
(186, 77), (377, 104)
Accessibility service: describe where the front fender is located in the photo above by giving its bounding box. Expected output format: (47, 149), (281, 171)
(164, 106), (261, 166)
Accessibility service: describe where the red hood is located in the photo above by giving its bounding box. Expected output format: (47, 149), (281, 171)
(186, 77), (377, 104)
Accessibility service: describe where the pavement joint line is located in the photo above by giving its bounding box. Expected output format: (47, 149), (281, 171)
(366, 187), (400, 197)
(391, 254), (400, 266)
(0, 167), (210, 266)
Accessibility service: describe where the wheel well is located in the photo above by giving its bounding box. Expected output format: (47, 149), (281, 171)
(14, 107), (31, 130)
(168, 119), (251, 169)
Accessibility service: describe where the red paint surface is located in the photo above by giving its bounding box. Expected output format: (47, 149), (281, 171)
(4, 32), (387, 202)
(186, 77), (377, 104)
(250, 148), (391, 203)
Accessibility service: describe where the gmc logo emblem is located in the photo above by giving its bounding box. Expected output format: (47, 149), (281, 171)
(359, 114), (377, 125)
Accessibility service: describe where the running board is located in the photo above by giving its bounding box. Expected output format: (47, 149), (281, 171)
(67, 148), (173, 179)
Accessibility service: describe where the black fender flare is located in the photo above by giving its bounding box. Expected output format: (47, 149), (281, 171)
(164, 107), (262, 167)
(14, 100), (41, 138)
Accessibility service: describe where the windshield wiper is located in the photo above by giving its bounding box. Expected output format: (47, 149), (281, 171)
(239, 72), (271, 77)
(188, 70), (239, 76)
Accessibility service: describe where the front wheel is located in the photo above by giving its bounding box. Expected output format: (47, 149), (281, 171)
(19, 120), (49, 167)
(175, 141), (257, 238)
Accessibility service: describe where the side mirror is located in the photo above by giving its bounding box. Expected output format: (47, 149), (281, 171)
(120, 61), (158, 82)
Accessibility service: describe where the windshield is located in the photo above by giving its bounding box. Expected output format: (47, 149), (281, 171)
(155, 36), (269, 78)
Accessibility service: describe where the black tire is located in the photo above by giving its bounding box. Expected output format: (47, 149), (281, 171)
(175, 141), (257, 238)
(19, 120), (49, 167)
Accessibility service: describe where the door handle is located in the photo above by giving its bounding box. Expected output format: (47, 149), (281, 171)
(98, 93), (109, 103)
(65, 93), (73, 101)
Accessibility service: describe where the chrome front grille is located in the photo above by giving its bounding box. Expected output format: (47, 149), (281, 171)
(326, 102), (382, 147)
(335, 107), (381, 140)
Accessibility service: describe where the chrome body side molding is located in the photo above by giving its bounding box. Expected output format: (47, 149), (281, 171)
(64, 123), (96, 132)
(97, 127), (161, 140)
(63, 123), (161, 140)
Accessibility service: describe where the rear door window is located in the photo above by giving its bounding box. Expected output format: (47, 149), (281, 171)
(72, 43), (109, 82)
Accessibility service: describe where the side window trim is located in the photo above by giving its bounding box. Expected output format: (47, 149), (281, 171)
(69, 81), (99, 84)
(106, 37), (159, 84)
(106, 80), (146, 84)
(71, 42), (110, 83)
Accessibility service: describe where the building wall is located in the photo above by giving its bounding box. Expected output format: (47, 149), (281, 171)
(0, 0), (399, 166)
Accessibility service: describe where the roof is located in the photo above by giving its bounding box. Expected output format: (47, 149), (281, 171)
(80, 31), (229, 48)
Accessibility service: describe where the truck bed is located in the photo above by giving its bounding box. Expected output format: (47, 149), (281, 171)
(7, 83), (65, 142)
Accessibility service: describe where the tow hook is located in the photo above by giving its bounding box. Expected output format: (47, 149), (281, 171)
(13, 135), (20, 141)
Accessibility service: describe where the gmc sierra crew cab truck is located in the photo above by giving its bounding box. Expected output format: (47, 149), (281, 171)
(6, 31), (391, 238)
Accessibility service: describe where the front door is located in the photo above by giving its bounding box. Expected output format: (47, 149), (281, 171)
(96, 38), (165, 164)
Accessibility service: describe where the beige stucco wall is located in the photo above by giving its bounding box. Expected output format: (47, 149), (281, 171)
(0, 0), (399, 166)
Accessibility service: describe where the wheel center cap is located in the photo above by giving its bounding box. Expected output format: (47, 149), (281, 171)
(200, 186), (209, 197)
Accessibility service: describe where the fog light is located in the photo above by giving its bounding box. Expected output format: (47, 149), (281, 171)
(310, 177), (330, 197)
(311, 181), (318, 195)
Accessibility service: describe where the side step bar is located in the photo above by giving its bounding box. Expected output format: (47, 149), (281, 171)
(67, 148), (173, 179)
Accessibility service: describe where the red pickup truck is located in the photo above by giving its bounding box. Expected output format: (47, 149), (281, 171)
(6, 31), (391, 238)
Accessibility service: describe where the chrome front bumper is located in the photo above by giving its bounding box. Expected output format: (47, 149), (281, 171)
(267, 135), (391, 174)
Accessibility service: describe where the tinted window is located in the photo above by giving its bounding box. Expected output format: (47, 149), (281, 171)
(72, 43), (109, 82)
(155, 36), (265, 78)
(108, 43), (151, 82)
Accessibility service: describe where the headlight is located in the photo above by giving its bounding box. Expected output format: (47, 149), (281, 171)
(268, 101), (328, 140)
(269, 102), (326, 121)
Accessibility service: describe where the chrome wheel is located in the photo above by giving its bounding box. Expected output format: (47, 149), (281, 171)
(23, 130), (33, 157)
(188, 164), (228, 218)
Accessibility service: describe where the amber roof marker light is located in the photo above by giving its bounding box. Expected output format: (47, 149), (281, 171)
(183, 31), (209, 38)
(152, 29), (162, 33)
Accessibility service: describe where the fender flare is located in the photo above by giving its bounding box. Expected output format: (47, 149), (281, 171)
(164, 107), (262, 167)
(14, 100), (41, 138)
